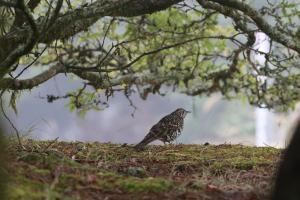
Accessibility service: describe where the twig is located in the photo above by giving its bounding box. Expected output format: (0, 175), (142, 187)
(46, 0), (63, 30)
(41, 137), (59, 152)
(101, 18), (115, 48)
(0, 90), (22, 147)
(14, 46), (48, 79)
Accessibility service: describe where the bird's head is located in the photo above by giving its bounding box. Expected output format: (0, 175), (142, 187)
(175, 108), (191, 118)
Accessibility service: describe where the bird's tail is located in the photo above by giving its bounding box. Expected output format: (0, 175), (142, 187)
(133, 135), (154, 151)
(133, 143), (145, 151)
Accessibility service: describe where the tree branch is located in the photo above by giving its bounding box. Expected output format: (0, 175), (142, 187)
(27, 0), (41, 11)
(0, 0), (16, 7)
(0, 0), (183, 72)
(0, 65), (64, 90)
(0, 63), (188, 91)
(0, 0), (38, 76)
(206, 0), (300, 54)
(72, 70), (186, 90)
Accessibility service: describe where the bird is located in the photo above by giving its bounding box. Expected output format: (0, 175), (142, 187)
(134, 108), (191, 150)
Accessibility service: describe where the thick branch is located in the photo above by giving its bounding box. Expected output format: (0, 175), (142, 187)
(0, 0), (38, 76)
(72, 70), (186, 89)
(27, 0), (41, 11)
(0, 65), (64, 90)
(207, 0), (300, 54)
(1, 0), (182, 45)
(0, 64), (186, 91)
(43, 0), (182, 43)
(0, 0), (182, 73)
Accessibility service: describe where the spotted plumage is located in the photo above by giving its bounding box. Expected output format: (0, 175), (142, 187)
(134, 108), (190, 150)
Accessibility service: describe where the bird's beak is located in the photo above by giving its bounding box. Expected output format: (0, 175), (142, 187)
(186, 110), (191, 113)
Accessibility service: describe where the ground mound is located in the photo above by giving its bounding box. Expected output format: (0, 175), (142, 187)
(6, 140), (281, 200)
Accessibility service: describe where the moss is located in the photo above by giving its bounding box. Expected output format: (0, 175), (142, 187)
(18, 152), (44, 163)
(57, 174), (84, 189)
(117, 177), (173, 192)
(96, 171), (173, 192)
(46, 151), (79, 167)
(100, 171), (121, 178)
(233, 160), (255, 170)
(18, 151), (79, 169)
(185, 179), (205, 191)
(7, 139), (281, 199)
(8, 177), (48, 200)
(209, 162), (227, 174)
(32, 167), (51, 176)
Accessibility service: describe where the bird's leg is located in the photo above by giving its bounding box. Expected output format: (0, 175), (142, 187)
(171, 141), (175, 147)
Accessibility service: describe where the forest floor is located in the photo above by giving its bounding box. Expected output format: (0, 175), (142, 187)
(5, 139), (282, 200)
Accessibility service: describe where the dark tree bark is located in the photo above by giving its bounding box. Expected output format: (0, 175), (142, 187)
(0, 121), (6, 200)
(272, 119), (300, 200)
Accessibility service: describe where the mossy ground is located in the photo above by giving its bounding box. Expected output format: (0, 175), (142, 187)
(5, 139), (281, 200)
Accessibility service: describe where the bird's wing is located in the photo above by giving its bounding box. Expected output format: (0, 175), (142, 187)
(156, 115), (170, 124)
(134, 114), (171, 150)
(144, 122), (163, 141)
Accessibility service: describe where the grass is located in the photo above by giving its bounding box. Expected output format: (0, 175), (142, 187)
(5, 139), (282, 200)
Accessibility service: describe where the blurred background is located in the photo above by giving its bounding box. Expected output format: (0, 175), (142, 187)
(4, 73), (299, 148)
(2, 0), (299, 148)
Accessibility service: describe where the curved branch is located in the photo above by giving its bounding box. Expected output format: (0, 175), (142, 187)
(207, 0), (300, 54)
(0, 0), (38, 76)
(0, 63), (187, 91)
(0, 0), (183, 73)
(0, 65), (64, 90)
(1, 0), (183, 45)
(43, 0), (182, 43)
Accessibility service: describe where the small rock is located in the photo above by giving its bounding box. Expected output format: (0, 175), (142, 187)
(125, 166), (146, 177)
